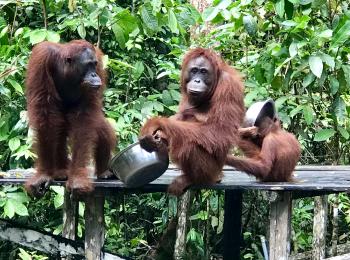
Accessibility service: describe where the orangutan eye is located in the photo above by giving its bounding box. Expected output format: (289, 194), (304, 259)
(191, 68), (199, 74)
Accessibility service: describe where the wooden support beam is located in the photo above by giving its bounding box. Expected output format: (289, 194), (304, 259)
(312, 195), (328, 260)
(174, 190), (192, 259)
(223, 190), (243, 260)
(330, 194), (339, 257)
(62, 189), (78, 240)
(325, 253), (350, 260)
(85, 188), (105, 260)
(269, 191), (292, 260)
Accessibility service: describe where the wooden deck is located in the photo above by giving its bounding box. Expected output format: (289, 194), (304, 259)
(2, 165), (350, 192)
(1, 165), (350, 260)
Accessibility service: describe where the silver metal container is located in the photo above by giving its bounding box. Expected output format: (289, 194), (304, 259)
(109, 142), (169, 188)
(244, 99), (276, 127)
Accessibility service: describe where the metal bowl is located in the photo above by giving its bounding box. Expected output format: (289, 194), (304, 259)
(243, 99), (276, 127)
(108, 142), (169, 188)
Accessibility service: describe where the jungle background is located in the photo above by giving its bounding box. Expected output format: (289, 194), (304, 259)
(0, 0), (350, 259)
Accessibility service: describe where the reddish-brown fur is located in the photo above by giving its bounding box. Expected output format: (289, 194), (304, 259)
(25, 40), (116, 197)
(140, 48), (244, 196)
(226, 117), (301, 181)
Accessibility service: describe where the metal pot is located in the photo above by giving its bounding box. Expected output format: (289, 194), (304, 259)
(244, 99), (276, 127)
(109, 142), (169, 188)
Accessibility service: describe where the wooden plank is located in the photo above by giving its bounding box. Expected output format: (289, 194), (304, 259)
(223, 190), (243, 260)
(290, 242), (350, 260)
(0, 217), (125, 260)
(269, 192), (292, 260)
(312, 196), (328, 260)
(325, 253), (350, 260)
(85, 188), (105, 260)
(3, 167), (350, 192)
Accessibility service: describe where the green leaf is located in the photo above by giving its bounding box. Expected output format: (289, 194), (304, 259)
(288, 0), (300, 4)
(50, 186), (64, 195)
(275, 0), (285, 18)
(329, 76), (339, 95)
(243, 15), (257, 36)
(320, 53), (335, 69)
(314, 129), (336, 142)
(7, 79), (23, 94)
(331, 20), (350, 48)
(332, 96), (346, 121)
(7, 192), (29, 203)
(153, 101), (164, 112)
(133, 61), (144, 79)
(4, 199), (15, 218)
(29, 29), (47, 45)
(151, 0), (162, 13)
(115, 10), (138, 35)
(318, 29), (332, 39)
(8, 137), (20, 151)
(168, 9), (179, 34)
(309, 56), (323, 78)
(303, 105), (314, 125)
(18, 248), (32, 260)
(342, 65), (350, 87)
(54, 194), (64, 209)
(0, 25), (8, 38)
(338, 127), (349, 140)
(202, 7), (220, 22)
(112, 24), (125, 49)
(46, 31), (60, 42)
(141, 4), (158, 32)
(289, 41), (298, 57)
(77, 23), (86, 39)
(162, 90), (173, 106)
(302, 73), (315, 87)
(12, 200), (28, 216)
(290, 105), (303, 118)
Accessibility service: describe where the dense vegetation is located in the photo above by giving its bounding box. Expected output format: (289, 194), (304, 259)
(0, 0), (350, 259)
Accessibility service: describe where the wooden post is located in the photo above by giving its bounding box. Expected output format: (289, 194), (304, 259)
(62, 189), (78, 240)
(174, 190), (192, 259)
(269, 191), (292, 260)
(312, 195), (328, 260)
(223, 190), (243, 260)
(330, 194), (339, 257)
(84, 188), (105, 260)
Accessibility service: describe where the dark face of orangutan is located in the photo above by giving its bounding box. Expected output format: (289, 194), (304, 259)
(184, 56), (215, 105)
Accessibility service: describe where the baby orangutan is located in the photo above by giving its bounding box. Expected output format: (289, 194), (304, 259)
(226, 116), (301, 182)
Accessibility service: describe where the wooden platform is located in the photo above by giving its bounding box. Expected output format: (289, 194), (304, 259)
(1, 165), (350, 260)
(2, 165), (350, 192)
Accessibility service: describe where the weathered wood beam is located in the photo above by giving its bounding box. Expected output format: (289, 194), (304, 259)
(312, 195), (328, 260)
(290, 242), (350, 260)
(269, 191), (292, 260)
(223, 190), (243, 260)
(0, 218), (125, 259)
(84, 188), (105, 260)
(0, 218), (83, 256)
(325, 253), (350, 260)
